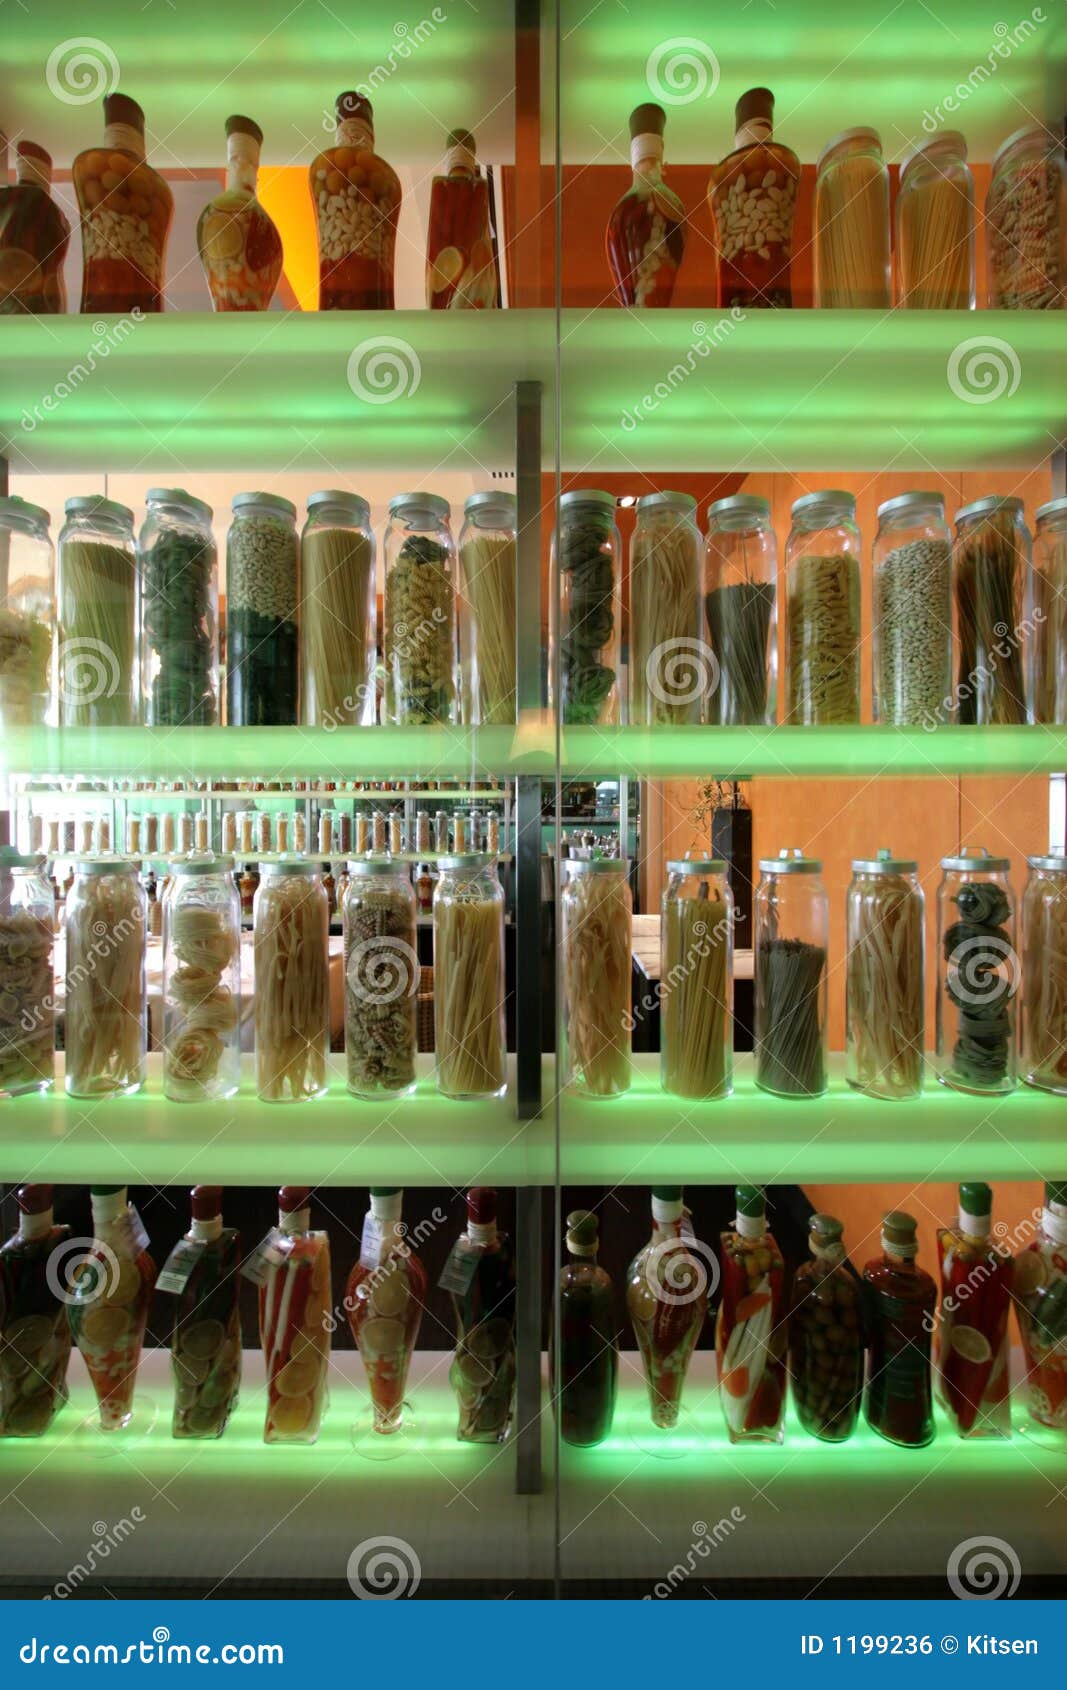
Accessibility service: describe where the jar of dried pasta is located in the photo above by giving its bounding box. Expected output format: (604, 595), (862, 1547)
(629, 492), (703, 726)
(814, 127), (891, 309)
(661, 858), (732, 1100)
(936, 846), (1016, 1096)
(65, 857), (146, 1097)
(551, 490), (622, 726)
(986, 126), (1066, 310)
(846, 850), (924, 1100)
(0, 848), (54, 1097)
(785, 491), (861, 724)
(384, 493), (457, 725)
(458, 492), (517, 726)
(343, 857), (418, 1100)
(704, 493), (778, 726)
(226, 492), (298, 727)
(163, 854), (241, 1102)
(1021, 854), (1067, 1095)
(1031, 496), (1067, 724)
(57, 497), (138, 727)
(755, 849), (828, 1098)
(301, 490), (376, 728)
(896, 132), (975, 308)
(0, 497), (53, 730)
(433, 853), (505, 1099)
(873, 492), (952, 726)
(952, 496), (1031, 726)
(561, 857), (632, 1098)
(253, 860), (329, 1102)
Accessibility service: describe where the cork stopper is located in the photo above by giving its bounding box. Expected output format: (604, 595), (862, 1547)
(629, 104), (666, 139)
(447, 127), (476, 153)
(225, 114), (263, 145)
(337, 91), (373, 129)
(16, 1184), (54, 1216)
(467, 1187), (497, 1226)
(191, 1185), (223, 1221)
(736, 87), (774, 131)
(566, 1209), (599, 1255)
(882, 1210), (918, 1254)
(278, 1185), (310, 1214)
(104, 93), (145, 132)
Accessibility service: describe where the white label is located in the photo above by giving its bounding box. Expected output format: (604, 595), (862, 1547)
(360, 1213), (383, 1272)
(118, 1204), (150, 1256)
(240, 1230), (286, 1286)
(438, 1242), (480, 1296)
(155, 1240), (204, 1296)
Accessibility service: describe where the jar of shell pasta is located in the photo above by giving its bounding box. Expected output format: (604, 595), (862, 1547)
(163, 854), (241, 1102)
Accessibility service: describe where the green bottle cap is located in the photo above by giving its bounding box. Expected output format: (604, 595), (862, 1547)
(369, 1187), (401, 1198)
(90, 1185), (124, 1196)
(809, 1212), (843, 1243)
(566, 1210), (599, 1253)
(959, 1182), (992, 1219)
(883, 1210), (917, 1246)
(736, 1185), (764, 1218)
(1046, 1181), (1067, 1209)
(651, 1186), (683, 1202)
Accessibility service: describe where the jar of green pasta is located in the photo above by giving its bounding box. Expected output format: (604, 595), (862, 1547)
(754, 848), (828, 1098)
(302, 490), (376, 727)
(629, 492), (703, 726)
(458, 492), (516, 726)
(785, 490), (861, 725)
(936, 846), (1016, 1096)
(384, 492), (458, 725)
(845, 849), (924, 1100)
(873, 493), (952, 726)
(1031, 497), (1067, 724)
(952, 496), (1031, 726)
(57, 496), (138, 727)
(1021, 854), (1067, 1095)
(661, 858), (733, 1100)
(704, 494), (778, 726)
(0, 496), (53, 730)
(552, 490), (621, 726)
(139, 488), (219, 728)
(561, 857), (632, 1098)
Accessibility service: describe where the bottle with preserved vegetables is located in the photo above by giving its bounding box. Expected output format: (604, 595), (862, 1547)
(57, 497), (138, 728)
(986, 126), (1066, 310)
(554, 1210), (617, 1447)
(1029, 497), (1067, 725)
(703, 494), (777, 726)
(160, 1186), (242, 1440)
(863, 1210), (936, 1447)
(716, 1186), (786, 1443)
(561, 858), (632, 1098)
(343, 858), (418, 1099)
(163, 855), (240, 1102)
(936, 1182), (1012, 1439)
(68, 1186), (156, 1433)
(443, 1187), (516, 1443)
(936, 847), (1016, 1096)
(754, 849), (828, 1098)
(660, 858), (733, 1100)
(384, 494), (458, 725)
(256, 1187), (331, 1444)
(709, 88), (799, 309)
(629, 492), (703, 725)
(845, 849), (925, 1100)
(896, 132), (975, 308)
(952, 496), (1030, 726)
(346, 1189), (427, 1436)
(197, 116), (283, 311)
(139, 489), (219, 727)
(65, 858), (147, 1097)
(0, 140), (70, 313)
(788, 1213), (864, 1443)
(312, 92), (401, 310)
(551, 491), (621, 726)
(427, 128), (498, 309)
(0, 1185), (72, 1437)
(73, 93), (173, 313)
(626, 1187), (708, 1430)
(606, 104), (686, 308)
(785, 491), (861, 725)
(0, 849), (54, 1098)
(1021, 853), (1067, 1094)
(1015, 1181), (1067, 1439)
(226, 493), (298, 727)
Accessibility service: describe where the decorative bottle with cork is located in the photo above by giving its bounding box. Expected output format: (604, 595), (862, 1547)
(936, 1182), (1012, 1439)
(256, 1186), (331, 1445)
(626, 1186), (707, 1431)
(73, 93), (174, 313)
(0, 140), (70, 314)
(67, 1185), (157, 1433)
(606, 104), (686, 308)
(788, 1212), (865, 1442)
(716, 1185), (786, 1443)
(0, 1184), (73, 1436)
(345, 1188), (427, 1436)
(1014, 1180), (1067, 1441)
(708, 87), (799, 308)
(311, 92), (402, 310)
(863, 1210), (937, 1447)
(444, 1187), (516, 1442)
(161, 1186), (242, 1440)
(197, 117), (283, 311)
(427, 128), (498, 309)
(554, 1209), (618, 1447)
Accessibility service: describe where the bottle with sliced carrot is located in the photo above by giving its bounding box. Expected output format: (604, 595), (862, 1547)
(67, 1185), (156, 1432)
(936, 1182), (1013, 1439)
(606, 104), (687, 307)
(1015, 1180), (1067, 1440)
(0, 1184), (73, 1436)
(426, 128), (498, 309)
(197, 117), (283, 311)
(258, 1186), (331, 1444)
(626, 1186), (708, 1430)
(73, 93), (173, 313)
(311, 92), (401, 310)
(788, 1212), (865, 1442)
(716, 1185), (787, 1443)
(346, 1188), (427, 1435)
(162, 1186), (242, 1440)
(863, 1210), (936, 1447)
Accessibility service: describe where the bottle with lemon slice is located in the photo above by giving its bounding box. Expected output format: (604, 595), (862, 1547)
(788, 1213), (865, 1442)
(863, 1211), (936, 1447)
(716, 1186), (787, 1444)
(196, 117), (283, 312)
(259, 1187), (331, 1445)
(426, 128), (499, 310)
(1015, 1181), (1067, 1438)
(0, 1185), (73, 1437)
(164, 1187), (242, 1440)
(626, 1187), (708, 1431)
(67, 1185), (157, 1433)
(936, 1182), (1013, 1438)
(345, 1189), (427, 1436)
(444, 1187), (516, 1443)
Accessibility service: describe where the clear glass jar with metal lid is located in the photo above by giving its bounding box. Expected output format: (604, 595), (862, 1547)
(0, 847), (54, 1097)
(813, 128), (891, 309)
(1021, 854), (1067, 1094)
(253, 859), (329, 1102)
(301, 490), (376, 728)
(873, 491), (952, 726)
(754, 848), (828, 1097)
(846, 849), (925, 1100)
(384, 492), (457, 726)
(952, 495), (1031, 726)
(64, 856), (147, 1097)
(986, 125), (1066, 310)
(561, 857), (632, 1098)
(661, 858), (733, 1099)
(629, 492), (703, 727)
(0, 495), (53, 729)
(551, 490), (622, 726)
(163, 853), (240, 1102)
(343, 857), (418, 1100)
(896, 131), (975, 308)
(936, 846), (1016, 1096)
(1031, 496), (1067, 724)
(57, 496), (138, 728)
(458, 491), (517, 726)
(433, 852), (505, 1099)
(139, 488), (218, 728)
(785, 491), (861, 725)
(226, 492), (298, 727)
(704, 493), (777, 726)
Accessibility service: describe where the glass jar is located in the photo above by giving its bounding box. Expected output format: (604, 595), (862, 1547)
(814, 127), (891, 309)
(846, 850), (925, 1100)
(253, 861), (329, 1102)
(0, 140), (70, 313)
(383, 493), (458, 725)
(708, 87), (799, 309)
(629, 492), (703, 726)
(427, 127), (498, 309)
(953, 496), (1030, 725)
(704, 493), (777, 726)
(785, 491), (861, 725)
(163, 854), (241, 1102)
(0, 849), (54, 1097)
(1031, 496), (1067, 724)
(754, 848), (828, 1097)
(606, 103), (686, 307)
(139, 489), (218, 727)
(896, 131), (975, 309)
(552, 490), (621, 726)
(936, 846), (1016, 1095)
(986, 126), (1066, 310)
(73, 92), (173, 313)
(196, 115), (283, 312)
(57, 497), (138, 728)
(660, 858), (732, 1099)
(343, 858), (418, 1100)
(458, 493), (516, 726)
(0, 496), (53, 729)
(561, 858), (632, 1098)
(1021, 854), (1067, 1094)
(433, 853), (506, 1099)
(311, 91), (401, 310)
(65, 858), (147, 1097)
(226, 493), (298, 726)
(301, 491), (376, 728)
(873, 492), (952, 726)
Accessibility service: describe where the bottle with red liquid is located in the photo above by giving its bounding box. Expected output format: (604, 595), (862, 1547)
(863, 1210), (936, 1447)
(73, 93), (173, 313)
(0, 1184), (73, 1436)
(716, 1185), (787, 1443)
(0, 139), (70, 314)
(936, 1182), (1012, 1439)
(606, 103), (686, 308)
(257, 1186), (331, 1444)
(708, 88), (799, 308)
(555, 1209), (618, 1447)
(788, 1212), (865, 1443)
(426, 128), (498, 309)
(346, 1189), (426, 1435)
(197, 116), (283, 312)
(161, 1186), (242, 1439)
(444, 1187), (516, 1442)
(1015, 1181), (1067, 1440)
(626, 1186), (707, 1430)
(310, 92), (401, 310)
(67, 1185), (156, 1432)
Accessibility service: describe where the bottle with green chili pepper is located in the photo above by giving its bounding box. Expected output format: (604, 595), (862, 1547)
(139, 489), (219, 727)
(788, 1213), (865, 1442)
(554, 1209), (618, 1446)
(863, 1210), (936, 1448)
(552, 490), (621, 726)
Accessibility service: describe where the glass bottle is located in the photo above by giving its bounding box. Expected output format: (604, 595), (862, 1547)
(433, 853), (506, 1099)
(845, 849), (925, 1100)
(555, 1209), (618, 1447)
(426, 127), (498, 309)
(754, 848), (828, 1097)
(65, 858), (147, 1097)
(226, 492), (298, 727)
(813, 128), (891, 309)
(863, 1210), (936, 1447)
(343, 857), (418, 1099)
(258, 1186), (331, 1445)
(163, 854), (241, 1102)
(0, 508), (52, 724)
(1029, 497), (1067, 724)
(383, 493), (458, 725)
(345, 1188), (427, 1435)
(606, 102), (686, 308)
(1021, 853), (1067, 1093)
(139, 488), (218, 727)
(458, 492), (516, 726)
(936, 1182), (1012, 1439)
(68, 1185), (156, 1432)
(660, 858), (732, 1099)
(716, 1185), (786, 1443)
(1015, 1180), (1067, 1439)
(788, 1213), (864, 1443)
(164, 1185), (242, 1439)
(936, 846), (1017, 1095)
(551, 490), (622, 726)
(629, 492), (703, 726)
(0, 141), (70, 314)
(197, 115), (283, 311)
(873, 492), (953, 726)
(703, 493), (777, 726)
(253, 861), (329, 1101)
(311, 91), (401, 310)
(445, 1187), (516, 1444)
(0, 848), (55, 1097)
(953, 496), (1030, 726)
(57, 497), (138, 728)
(626, 1187), (708, 1430)
(73, 92), (173, 313)
(709, 87), (799, 309)
(896, 131), (975, 308)
(302, 491), (376, 728)
(561, 857), (632, 1098)
(785, 490), (861, 725)
(986, 125), (1066, 310)
(0, 1184), (72, 1437)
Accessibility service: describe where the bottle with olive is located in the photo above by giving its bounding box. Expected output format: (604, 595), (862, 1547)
(788, 1213), (865, 1442)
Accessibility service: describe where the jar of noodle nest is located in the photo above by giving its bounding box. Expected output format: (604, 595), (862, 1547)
(253, 860), (329, 1102)
(163, 854), (241, 1102)
(896, 132), (975, 309)
(785, 491), (861, 725)
(433, 853), (505, 1100)
(1021, 854), (1067, 1095)
(343, 857), (418, 1100)
(458, 492), (517, 726)
(986, 126), (1066, 310)
(57, 497), (138, 728)
(814, 128), (891, 309)
(936, 846), (1016, 1097)
(754, 848), (828, 1098)
(384, 493), (458, 725)
(65, 857), (147, 1097)
(704, 494), (777, 726)
(952, 495), (1031, 726)
(0, 496), (53, 730)
(629, 492), (703, 726)
(873, 491), (952, 726)
(0, 848), (54, 1098)
(1031, 496), (1067, 724)
(846, 849), (924, 1100)
(552, 491), (622, 726)
(661, 858), (732, 1100)
(561, 857), (632, 1098)
(301, 490), (376, 728)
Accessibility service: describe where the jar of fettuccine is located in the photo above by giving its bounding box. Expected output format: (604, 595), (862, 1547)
(846, 850), (924, 1100)
(65, 857), (147, 1097)
(562, 857), (632, 1098)
(433, 853), (505, 1100)
(661, 859), (733, 1099)
(163, 854), (241, 1101)
(253, 860), (329, 1102)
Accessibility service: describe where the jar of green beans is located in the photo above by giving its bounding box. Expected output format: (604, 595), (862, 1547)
(0, 496), (53, 729)
(384, 492), (458, 726)
(754, 848), (828, 1098)
(301, 490), (376, 728)
(629, 492), (703, 726)
(57, 496), (138, 727)
(661, 858), (733, 1099)
(458, 492), (516, 726)
(873, 492), (952, 726)
(1029, 496), (1067, 725)
(952, 496), (1031, 726)
(226, 492), (299, 726)
(936, 846), (1016, 1096)
(785, 492), (861, 726)
(139, 488), (219, 727)
(704, 494), (777, 726)
(551, 490), (621, 726)
(845, 850), (924, 1100)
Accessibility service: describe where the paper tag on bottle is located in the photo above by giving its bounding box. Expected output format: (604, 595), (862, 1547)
(437, 1241), (480, 1296)
(155, 1240), (205, 1296)
(359, 1213), (383, 1272)
(118, 1203), (150, 1256)
(240, 1229), (286, 1286)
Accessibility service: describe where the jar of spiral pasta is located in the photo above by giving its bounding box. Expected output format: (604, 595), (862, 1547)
(785, 491), (861, 725)
(1021, 855), (1067, 1095)
(65, 857), (146, 1097)
(704, 494), (778, 726)
(813, 127), (891, 309)
(896, 132), (975, 308)
(1031, 496), (1067, 724)
(0, 848), (54, 1097)
(253, 860), (329, 1102)
(384, 493), (457, 725)
(846, 850), (925, 1100)
(551, 491), (621, 726)
(561, 858), (632, 1098)
(872, 492), (952, 725)
(754, 849), (828, 1098)
(0, 497), (53, 730)
(343, 858), (418, 1100)
(458, 492), (517, 726)
(301, 491), (376, 728)
(629, 492), (703, 726)
(139, 489), (219, 728)
(57, 497), (138, 728)
(986, 126), (1066, 310)
(952, 496), (1031, 726)
(433, 853), (505, 1100)
(163, 855), (240, 1102)
(226, 493), (298, 726)
(936, 847), (1016, 1096)
(661, 859), (733, 1100)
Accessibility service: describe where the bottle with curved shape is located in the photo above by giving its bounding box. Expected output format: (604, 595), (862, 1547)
(258, 1187), (331, 1445)
(445, 1187), (516, 1442)
(555, 1209), (618, 1447)
(716, 1185), (786, 1443)
(1015, 1181), (1067, 1439)
(788, 1212), (865, 1442)
(311, 92), (401, 310)
(0, 1185), (72, 1437)
(864, 1210), (937, 1447)
(936, 1182), (1012, 1439)
(708, 88), (799, 309)
(197, 116), (283, 311)
(0, 141), (70, 314)
(67, 1185), (156, 1432)
(164, 1186), (242, 1440)
(346, 1189), (427, 1435)
(606, 104), (686, 308)
(73, 93), (173, 313)
(626, 1186), (708, 1430)
(427, 128), (498, 309)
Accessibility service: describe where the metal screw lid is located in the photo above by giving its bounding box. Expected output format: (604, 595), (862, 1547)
(940, 844), (1011, 873)
(758, 846), (822, 874)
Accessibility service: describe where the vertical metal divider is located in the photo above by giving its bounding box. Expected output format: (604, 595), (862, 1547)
(1051, 441), (1066, 853)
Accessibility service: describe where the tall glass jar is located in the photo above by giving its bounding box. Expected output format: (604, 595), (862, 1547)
(65, 858), (146, 1097)
(311, 91), (401, 310)
(661, 858), (733, 1099)
(629, 492), (703, 726)
(72, 93), (173, 314)
(343, 858), (418, 1100)
(953, 496), (1030, 726)
(1031, 496), (1067, 724)
(936, 847), (1016, 1096)
(1021, 854), (1067, 1095)
(0, 496), (53, 729)
(253, 861), (329, 1102)
(754, 848), (828, 1098)
(196, 115), (283, 312)
(383, 493), (458, 726)
(226, 493), (298, 726)
(986, 126), (1066, 310)
(872, 492), (952, 726)
(57, 497), (138, 728)
(814, 127), (891, 309)
(704, 493), (777, 726)
(552, 491), (621, 726)
(785, 491), (861, 725)
(433, 853), (506, 1100)
(562, 858), (632, 1098)
(163, 855), (241, 1102)
(0, 850), (54, 1097)
(458, 492), (516, 726)
(139, 489), (218, 728)
(896, 132), (975, 308)
(846, 850), (925, 1100)
(301, 491), (376, 728)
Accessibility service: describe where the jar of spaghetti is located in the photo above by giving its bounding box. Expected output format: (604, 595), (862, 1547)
(551, 491), (621, 726)
(163, 855), (240, 1102)
(814, 128), (891, 309)
(561, 858), (632, 1098)
(311, 92), (401, 310)
(433, 854), (505, 1100)
(661, 859), (732, 1100)
(846, 850), (924, 1100)
(896, 132), (975, 308)
(0, 849), (54, 1097)
(458, 492), (516, 725)
(73, 93), (173, 313)
(301, 491), (376, 728)
(65, 858), (146, 1097)
(754, 849), (828, 1098)
(629, 492), (703, 726)
(343, 858), (417, 1099)
(936, 847), (1016, 1096)
(987, 126), (1066, 310)
(785, 491), (861, 725)
(253, 861), (329, 1102)
(57, 498), (138, 727)
(1021, 855), (1067, 1095)
(952, 496), (1031, 725)
(384, 493), (458, 725)
(704, 494), (777, 726)
(1031, 497), (1067, 723)
(873, 492), (952, 726)
(0, 496), (53, 729)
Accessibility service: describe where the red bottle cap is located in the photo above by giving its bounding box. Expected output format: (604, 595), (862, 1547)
(279, 1185), (310, 1214)
(16, 1184), (54, 1216)
(191, 1185), (223, 1221)
(467, 1187), (497, 1226)
(16, 141), (52, 167)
